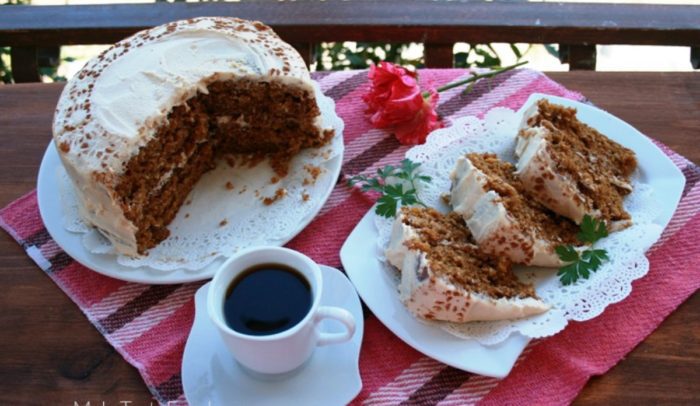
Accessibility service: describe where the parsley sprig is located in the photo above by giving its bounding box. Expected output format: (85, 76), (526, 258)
(348, 159), (431, 218)
(555, 215), (610, 285)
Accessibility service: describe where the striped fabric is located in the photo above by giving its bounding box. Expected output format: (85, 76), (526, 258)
(2, 69), (699, 405)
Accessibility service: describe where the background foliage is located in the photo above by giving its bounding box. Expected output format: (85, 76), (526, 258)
(313, 42), (535, 71)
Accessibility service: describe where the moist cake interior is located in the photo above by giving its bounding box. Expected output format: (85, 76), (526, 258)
(524, 99), (637, 223)
(399, 207), (537, 299)
(467, 152), (580, 246)
(114, 78), (333, 254)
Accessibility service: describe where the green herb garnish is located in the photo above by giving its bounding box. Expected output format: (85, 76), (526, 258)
(555, 215), (610, 286)
(348, 159), (431, 218)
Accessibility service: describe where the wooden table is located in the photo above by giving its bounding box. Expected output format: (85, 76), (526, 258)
(1, 72), (698, 404)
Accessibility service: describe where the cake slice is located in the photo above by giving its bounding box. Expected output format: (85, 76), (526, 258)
(385, 207), (549, 323)
(515, 99), (637, 231)
(450, 153), (581, 267)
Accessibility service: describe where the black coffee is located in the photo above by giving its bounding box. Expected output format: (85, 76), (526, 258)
(223, 263), (312, 336)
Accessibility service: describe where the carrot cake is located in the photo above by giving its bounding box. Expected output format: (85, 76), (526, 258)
(385, 207), (549, 323)
(450, 153), (581, 267)
(52, 17), (334, 256)
(515, 99), (637, 230)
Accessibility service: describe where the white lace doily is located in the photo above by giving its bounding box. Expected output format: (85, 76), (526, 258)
(374, 107), (663, 345)
(59, 82), (344, 271)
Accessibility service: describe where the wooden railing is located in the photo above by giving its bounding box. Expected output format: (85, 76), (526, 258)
(1, 0), (699, 82)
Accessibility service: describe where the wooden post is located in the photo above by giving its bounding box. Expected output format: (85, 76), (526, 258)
(10, 47), (40, 83)
(559, 44), (597, 71)
(424, 43), (453, 68)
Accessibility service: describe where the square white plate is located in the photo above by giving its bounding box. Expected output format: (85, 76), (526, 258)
(340, 93), (685, 378)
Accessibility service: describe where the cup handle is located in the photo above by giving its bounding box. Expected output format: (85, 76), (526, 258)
(314, 306), (356, 346)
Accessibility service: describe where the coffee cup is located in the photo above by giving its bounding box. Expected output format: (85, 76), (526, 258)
(207, 246), (356, 375)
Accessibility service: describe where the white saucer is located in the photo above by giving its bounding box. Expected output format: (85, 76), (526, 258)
(182, 265), (363, 405)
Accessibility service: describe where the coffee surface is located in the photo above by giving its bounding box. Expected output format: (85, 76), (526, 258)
(224, 264), (312, 336)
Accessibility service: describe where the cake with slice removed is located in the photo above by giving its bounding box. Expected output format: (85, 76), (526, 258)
(385, 206), (549, 323)
(53, 17), (334, 256)
(450, 153), (581, 267)
(515, 99), (637, 231)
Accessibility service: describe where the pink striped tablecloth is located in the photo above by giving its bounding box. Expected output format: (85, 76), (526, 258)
(2, 69), (699, 405)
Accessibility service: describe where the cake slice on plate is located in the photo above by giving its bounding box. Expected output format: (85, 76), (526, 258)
(515, 99), (637, 231)
(450, 153), (581, 267)
(385, 207), (549, 323)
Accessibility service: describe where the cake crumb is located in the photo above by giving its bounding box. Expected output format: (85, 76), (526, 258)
(225, 181), (234, 190)
(302, 192), (310, 202)
(224, 154), (236, 168)
(219, 219), (228, 227)
(185, 199), (192, 206)
(263, 188), (287, 205)
(185, 213), (190, 218)
(270, 176), (279, 184)
(238, 185), (248, 195)
(303, 164), (322, 185)
(441, 193), (450, 204)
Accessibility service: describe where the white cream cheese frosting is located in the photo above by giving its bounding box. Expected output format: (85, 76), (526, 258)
(450, 155), (565, 267)
(52, 17), (323, 256)
(385, 213), (549, 323)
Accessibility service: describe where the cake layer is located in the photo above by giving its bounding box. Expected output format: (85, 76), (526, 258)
(515, 99), (637, 230)
(450, 153), (580, 267)
(386, 207), (549, 323)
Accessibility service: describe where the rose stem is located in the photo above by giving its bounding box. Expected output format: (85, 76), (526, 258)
(422, 61), (528, 97)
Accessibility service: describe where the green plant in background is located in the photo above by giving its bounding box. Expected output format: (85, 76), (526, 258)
(0, 47), (12, 84)
(314, 42), (542, 71)
(454, 43), (528, 69)
(314, 42), (424, 71)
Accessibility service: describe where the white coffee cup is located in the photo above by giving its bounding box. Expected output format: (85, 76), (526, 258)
(207, 246), (356, 375)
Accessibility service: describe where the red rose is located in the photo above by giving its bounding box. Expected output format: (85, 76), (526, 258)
(362, 62), (442, 145)
(394, 89), (442, 145)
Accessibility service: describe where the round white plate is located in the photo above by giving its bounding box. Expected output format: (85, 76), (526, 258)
(181, 265), (363, 406)
(340, 93), (685, 377)
(37, 99), (343, 285)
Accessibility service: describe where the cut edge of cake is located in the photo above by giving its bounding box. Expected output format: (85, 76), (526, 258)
(385, 207), (550, 323)
(515, 99), (636, 231)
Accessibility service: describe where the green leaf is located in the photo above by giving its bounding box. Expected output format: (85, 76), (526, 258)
(454, 52), (469, 68)
(557, 263), (579, 286)
(544, 44), (560, 59)
(383, 183), (405, 198)
(557, 216), (610, 285)
(510, 43), (523, 59)
(377, 165), (396, 179)
(401, 191), (418, 206)
(401, 158), (420, 171)
(345, 159), (432, 218)
(375, 195), (398, 218)
(555, 245), (579, 262)
(577, 215), (608, 243)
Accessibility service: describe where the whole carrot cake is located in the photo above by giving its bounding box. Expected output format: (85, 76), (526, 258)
(385, 207), (549, 323)
(52, 17), (333, 256)
(450, 153), (581, 267)
(515, 99), (637, 230)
